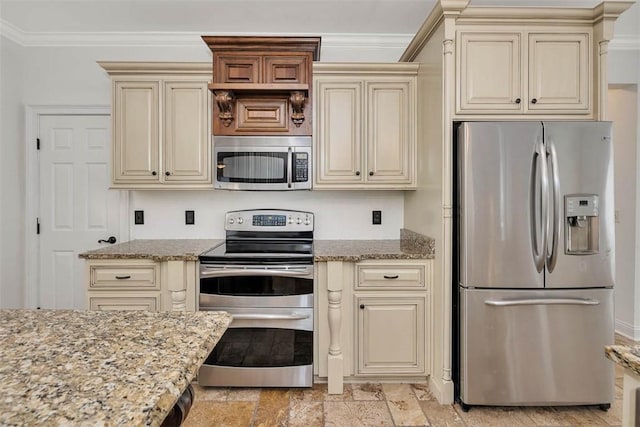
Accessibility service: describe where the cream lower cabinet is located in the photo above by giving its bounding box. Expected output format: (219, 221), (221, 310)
(313, 64), (418, 189)
(316, 259), (432, 392)
(355, 261), (428, 376)
(100, 62), (211, 189)
(86, 259), (197, 312)
(356, 296), (426, 375)
(457, 29), (591, 116)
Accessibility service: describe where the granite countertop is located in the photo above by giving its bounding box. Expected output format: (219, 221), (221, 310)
(605, 345), (640, 377)
(79, 239), (224, 261)
(78, 230), (435, 262)
(314, 229), (435, 261)
(0, 309), (231, 426)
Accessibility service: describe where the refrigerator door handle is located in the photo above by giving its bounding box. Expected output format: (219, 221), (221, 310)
(484, 298), (600, 307)
(546, 138), (561, 273)
(530, 139), (548, 273)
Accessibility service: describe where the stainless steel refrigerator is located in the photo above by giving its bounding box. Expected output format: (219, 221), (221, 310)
(457, 121), (614, 408)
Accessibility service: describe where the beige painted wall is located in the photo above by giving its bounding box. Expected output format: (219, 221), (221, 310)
(609, 85), (640, 339)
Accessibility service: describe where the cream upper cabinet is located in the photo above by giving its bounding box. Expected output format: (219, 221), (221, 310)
(527, 33), (589, 112)
(458, 32), (522, 112)
(100, 62), (212, 189)
(313, 63), (418, 189)
(113, 80), (160, 182)
(315, 79), (364, 184)
(163, 80), (210, 183)
(456, 30), (591, 116)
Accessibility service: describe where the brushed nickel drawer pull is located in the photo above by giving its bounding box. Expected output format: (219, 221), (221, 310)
(383, 275), (399, 279)
(115, 275), (131, 280)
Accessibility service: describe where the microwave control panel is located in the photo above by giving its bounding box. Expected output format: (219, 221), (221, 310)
(293, 153), (309, 182)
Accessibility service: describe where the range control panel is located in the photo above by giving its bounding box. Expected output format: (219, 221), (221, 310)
(225, 209), (314, 232)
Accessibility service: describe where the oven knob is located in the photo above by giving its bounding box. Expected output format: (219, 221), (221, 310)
(228, 218), (234, 224)
(296, 217), (302, 225)
(304, 218), (311, 226)
(237, 217), (244, 224)
(288, 217), (293, 224)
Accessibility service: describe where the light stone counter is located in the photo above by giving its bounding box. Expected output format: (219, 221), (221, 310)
(606, 345), (640, 376)
(605, 344), (640, 426)
(0, 309), (231, 426)
(79, 239), (223, 261)
(314, 229), (435, 261)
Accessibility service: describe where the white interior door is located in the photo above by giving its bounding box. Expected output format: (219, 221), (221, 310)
(38, 115), (124, 309)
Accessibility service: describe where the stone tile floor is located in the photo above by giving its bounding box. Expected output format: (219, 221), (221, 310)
(183, 335), (633, 427)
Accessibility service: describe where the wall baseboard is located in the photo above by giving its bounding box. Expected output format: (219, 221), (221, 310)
(615, 319), (640, 341)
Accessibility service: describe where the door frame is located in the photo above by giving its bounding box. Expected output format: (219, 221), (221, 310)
(24, 105), (130, 309)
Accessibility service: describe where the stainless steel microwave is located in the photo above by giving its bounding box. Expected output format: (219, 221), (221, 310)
(214, 136), (312, 190)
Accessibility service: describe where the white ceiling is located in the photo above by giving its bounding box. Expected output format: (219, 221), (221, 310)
(0, 0), (637, 40)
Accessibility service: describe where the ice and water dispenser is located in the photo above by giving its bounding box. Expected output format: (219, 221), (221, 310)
(565, 194), (599, 254)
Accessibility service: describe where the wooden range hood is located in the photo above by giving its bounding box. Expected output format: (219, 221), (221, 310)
(202, 36), (321, 136)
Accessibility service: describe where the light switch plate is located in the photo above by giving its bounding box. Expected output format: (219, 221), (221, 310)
(185, 210), (195, 225)
(372, 210), (382, 225)
(134, 210), (144, 225)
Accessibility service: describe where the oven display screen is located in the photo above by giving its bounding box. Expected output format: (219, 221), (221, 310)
(252, 215), (287, 226)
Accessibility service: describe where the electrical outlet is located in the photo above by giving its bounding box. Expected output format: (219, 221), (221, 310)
(134, 210), (144, 225)
(185, 210), (195, 225)
(372, 210), (382, 225)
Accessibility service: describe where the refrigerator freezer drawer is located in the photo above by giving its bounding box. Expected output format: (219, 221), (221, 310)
(460, 287), (614, 406)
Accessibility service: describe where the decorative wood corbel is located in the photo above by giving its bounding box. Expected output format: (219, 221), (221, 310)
(290, 91), (306, 127)
(214, 90), (235, 127)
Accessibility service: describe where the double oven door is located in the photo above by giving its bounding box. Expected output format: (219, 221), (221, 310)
(198, 264), (314, 387)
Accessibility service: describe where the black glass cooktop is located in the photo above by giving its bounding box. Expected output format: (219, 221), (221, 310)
(199, 240), (313, 264)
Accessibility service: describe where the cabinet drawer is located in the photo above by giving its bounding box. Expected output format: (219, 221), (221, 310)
(89, 262), (159, 290)
(356, 264), (425, 290)
(89, 294), (160, 312)
(214, 54), (261, 83)
(264, 55), (309, 84)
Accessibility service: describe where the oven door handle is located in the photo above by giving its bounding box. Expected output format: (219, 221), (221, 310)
(232, 313), (311, 321)
(199, 266), (314, 279)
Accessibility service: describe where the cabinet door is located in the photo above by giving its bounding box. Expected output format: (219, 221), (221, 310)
(457, 32), (523, 113)
(113, 80), (160, 182)
(366, 81), (414, 183)
(164, 81), (211, 183)
(314, 79), (364, 185)
(528, 33), (590, 113)
(356, 296), (426, 375)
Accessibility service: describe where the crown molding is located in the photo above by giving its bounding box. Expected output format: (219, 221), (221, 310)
(0, 18), (636, 52)
(609, 34), (640, 51)
(0, 21), (413, 50)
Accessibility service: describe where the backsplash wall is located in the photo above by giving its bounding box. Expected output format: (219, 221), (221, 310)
(129, 190), (405, 240)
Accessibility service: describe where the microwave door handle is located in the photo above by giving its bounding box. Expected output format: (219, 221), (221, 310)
(287, 147), (293, 188)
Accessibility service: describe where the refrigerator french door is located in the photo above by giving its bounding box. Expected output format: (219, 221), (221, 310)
(457, 121), (615, 408)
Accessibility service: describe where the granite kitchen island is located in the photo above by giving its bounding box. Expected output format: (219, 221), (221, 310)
(0, 309), (231, 426)
(606, 345), (640, 427)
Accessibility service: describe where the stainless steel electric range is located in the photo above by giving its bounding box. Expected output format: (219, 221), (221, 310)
(198, 209), (314, 387)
